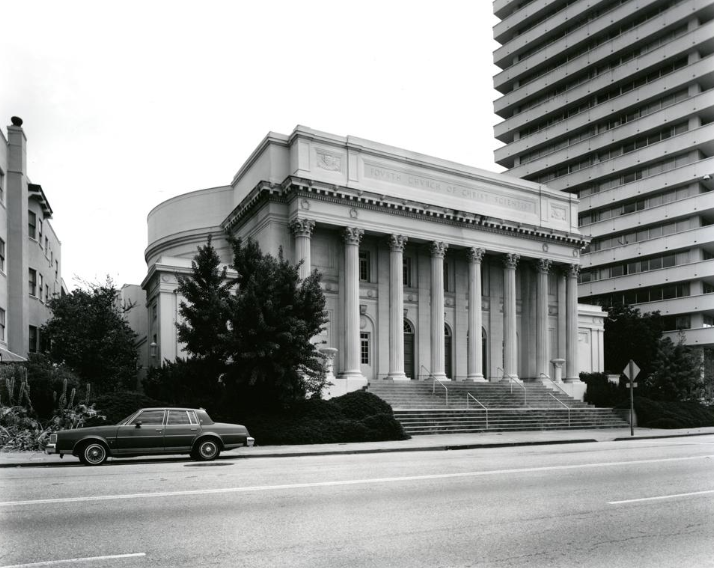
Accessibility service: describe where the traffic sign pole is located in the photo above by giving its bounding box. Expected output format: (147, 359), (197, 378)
(629, 360), (634, 437)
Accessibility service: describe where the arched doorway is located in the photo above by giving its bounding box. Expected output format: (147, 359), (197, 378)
(403, 319), (415, 380)
(444, 324), (453, 379)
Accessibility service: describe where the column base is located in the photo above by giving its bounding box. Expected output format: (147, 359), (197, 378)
(500, 375), (521, 383)
(430, 373), (451, 381)
(537, 374), (551, 383)
(465, 374), (488, 382)
(387, 373), (410, 381)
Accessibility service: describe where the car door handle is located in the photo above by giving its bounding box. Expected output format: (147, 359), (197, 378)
(155, 429), (163, 432)
(190, 428), (198, 431)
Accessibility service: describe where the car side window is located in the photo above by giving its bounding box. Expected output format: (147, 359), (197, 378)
(188, 411), (198, 425)
(167, 410), (191, 425)
(131, 410), (165, 425)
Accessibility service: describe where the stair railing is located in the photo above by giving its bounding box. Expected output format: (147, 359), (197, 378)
(540, 373), (571, 398)
(466, 392), (488, 430)
(547, 392), (571, 427)
(422, 364), (448, 406)
(499, 367), (527, 406)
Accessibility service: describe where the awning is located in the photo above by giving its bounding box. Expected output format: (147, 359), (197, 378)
(0, 346), (27, 363)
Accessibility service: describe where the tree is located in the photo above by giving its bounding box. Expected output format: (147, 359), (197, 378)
(174, 236), (328, 412)
(223, 237), (328, 409)
(176, 234), (231, 370)
(646, 335), (703, 401)
(41, 279), (139, 394)
(604, 304), (664, 380)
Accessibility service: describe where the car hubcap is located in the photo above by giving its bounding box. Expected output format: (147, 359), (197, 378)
(86, 445), (105, 464)
(200, 442), (217, 458)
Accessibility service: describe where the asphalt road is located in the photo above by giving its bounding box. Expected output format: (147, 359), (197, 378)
(1, 437), (713, 568)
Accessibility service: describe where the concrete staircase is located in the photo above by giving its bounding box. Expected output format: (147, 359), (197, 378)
(367, 381), (628, 435)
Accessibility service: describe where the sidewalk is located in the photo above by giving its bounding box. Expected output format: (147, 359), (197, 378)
(2, 426), (713, 468)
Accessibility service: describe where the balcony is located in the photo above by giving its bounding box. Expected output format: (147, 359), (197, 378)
(494, 56), (714, 142)
(494, 0), (691, 93)
(664, 325), (714, 347)
(495, 22), (714, 118)
(578, 259), (714, 297)
(579, 157), (714, 211)
(503, 91), (714, 174)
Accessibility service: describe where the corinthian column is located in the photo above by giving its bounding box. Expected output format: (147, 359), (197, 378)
(536, 258), (552, 380)
(387, 235), (408, 380)
(466, 247), (486, 381)
(566, 263), (580, 381)
(430, 242), (449, 381)
(342, 227), (364, 380)
(503, 253), (520, 381)
(289, 218), (315, 281)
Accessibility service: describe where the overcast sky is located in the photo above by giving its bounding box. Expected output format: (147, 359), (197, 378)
(1, 1), (503, 289)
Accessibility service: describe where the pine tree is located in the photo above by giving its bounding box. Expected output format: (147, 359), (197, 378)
(176, 235), (231, 368)
(646, 335), (703, 401)
(223, 237), (328, 410)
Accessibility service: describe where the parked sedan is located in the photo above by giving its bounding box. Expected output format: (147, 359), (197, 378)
(45, 408), (255, 466)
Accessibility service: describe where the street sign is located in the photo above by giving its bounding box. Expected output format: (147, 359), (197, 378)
(623, 360), (640, 380)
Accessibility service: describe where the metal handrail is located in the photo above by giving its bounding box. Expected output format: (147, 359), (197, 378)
(540, 373), (570, 398)
(547, 392), (571, 427)
(466, 392), (488, 430)
(421, 365), (449, 406)
(433, 378), (448, 406)
(498, 367), (527, 405)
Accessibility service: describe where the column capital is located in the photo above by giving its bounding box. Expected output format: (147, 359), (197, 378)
(535, 258), (552, 274)
(566, 263), (580, 278)
(466, 247), (486, 264)
(503, 253), (520, 269)
(429, 241), (449, 258)
(289, 218), (315, 238)
(388, 234), (408, 252)
(342, 227), (364, 245)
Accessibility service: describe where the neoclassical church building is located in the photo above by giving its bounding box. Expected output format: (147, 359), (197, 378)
(142, 127), (604, 399)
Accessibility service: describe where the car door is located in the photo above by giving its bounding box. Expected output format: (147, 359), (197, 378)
(163, 409), (200, 453)
(114, 409), (166, 454)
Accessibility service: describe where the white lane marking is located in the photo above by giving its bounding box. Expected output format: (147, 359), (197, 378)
(0, 553), (146, 568)
(1, 454), (712, 508)
(609, 489), (714, 505)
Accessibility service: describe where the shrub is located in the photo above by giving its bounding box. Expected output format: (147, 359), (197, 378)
(581, 372), (626, 408)
(627, 397), (714, 429)
(243, 390), (409, 446)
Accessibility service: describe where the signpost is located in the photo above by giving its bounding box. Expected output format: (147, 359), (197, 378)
(622, 359), (640, 437)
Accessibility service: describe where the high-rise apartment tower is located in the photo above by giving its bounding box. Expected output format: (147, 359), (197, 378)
(493, 0), (714, 351)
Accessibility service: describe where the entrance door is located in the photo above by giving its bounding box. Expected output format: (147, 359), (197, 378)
(404, 319), (415, 379)
(444, 324), (453, 379)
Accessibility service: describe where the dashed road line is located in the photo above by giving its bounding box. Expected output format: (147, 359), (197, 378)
(0, 552), (146, 568)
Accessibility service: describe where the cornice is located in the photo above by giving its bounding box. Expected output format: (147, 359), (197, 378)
(222, 176), (589, 249)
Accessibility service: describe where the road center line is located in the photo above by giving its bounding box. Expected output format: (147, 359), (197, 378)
(0, 553), (146, 568)
(1, 455), (712, 508)
(609, 489), (714, 505)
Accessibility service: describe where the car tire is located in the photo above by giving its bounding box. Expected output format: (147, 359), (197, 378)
(80, 442), (108, 466)
(193, 438), (220, 461)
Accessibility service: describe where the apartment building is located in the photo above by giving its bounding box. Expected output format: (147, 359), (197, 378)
(493, 0), (714, 352)
(0, 117), (65, 361)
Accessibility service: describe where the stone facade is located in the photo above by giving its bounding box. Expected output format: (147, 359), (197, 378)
(142, 127), (604, 399)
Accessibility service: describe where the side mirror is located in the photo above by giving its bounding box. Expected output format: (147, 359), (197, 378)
(135, 421), (143, 428)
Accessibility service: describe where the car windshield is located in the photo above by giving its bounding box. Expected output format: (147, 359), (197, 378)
(118, 411), (141, 425)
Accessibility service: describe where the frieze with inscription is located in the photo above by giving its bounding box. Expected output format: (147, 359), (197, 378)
(363, 160), (537, 216)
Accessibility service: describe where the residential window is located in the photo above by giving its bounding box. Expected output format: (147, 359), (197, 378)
(38, 274), (44, 301)
(359, 251), (370, 282)
(29, 269), (37, 296)
(0, 238), (4, 272)
(28, 211), (37, 240)
(45, 284), (50, 302)
(0, 308), (5, 342)
(55, 260), (59, 280)
(29, 326), (38, 353)
(360, 332), (370, 365)
(403, 257), (412, 287)
(0, 169), (4, 204)
(38, 219), (43, 244)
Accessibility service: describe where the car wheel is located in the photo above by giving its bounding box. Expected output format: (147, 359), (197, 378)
(193, 438), (220, 461)
(80, 442), (108, 466)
